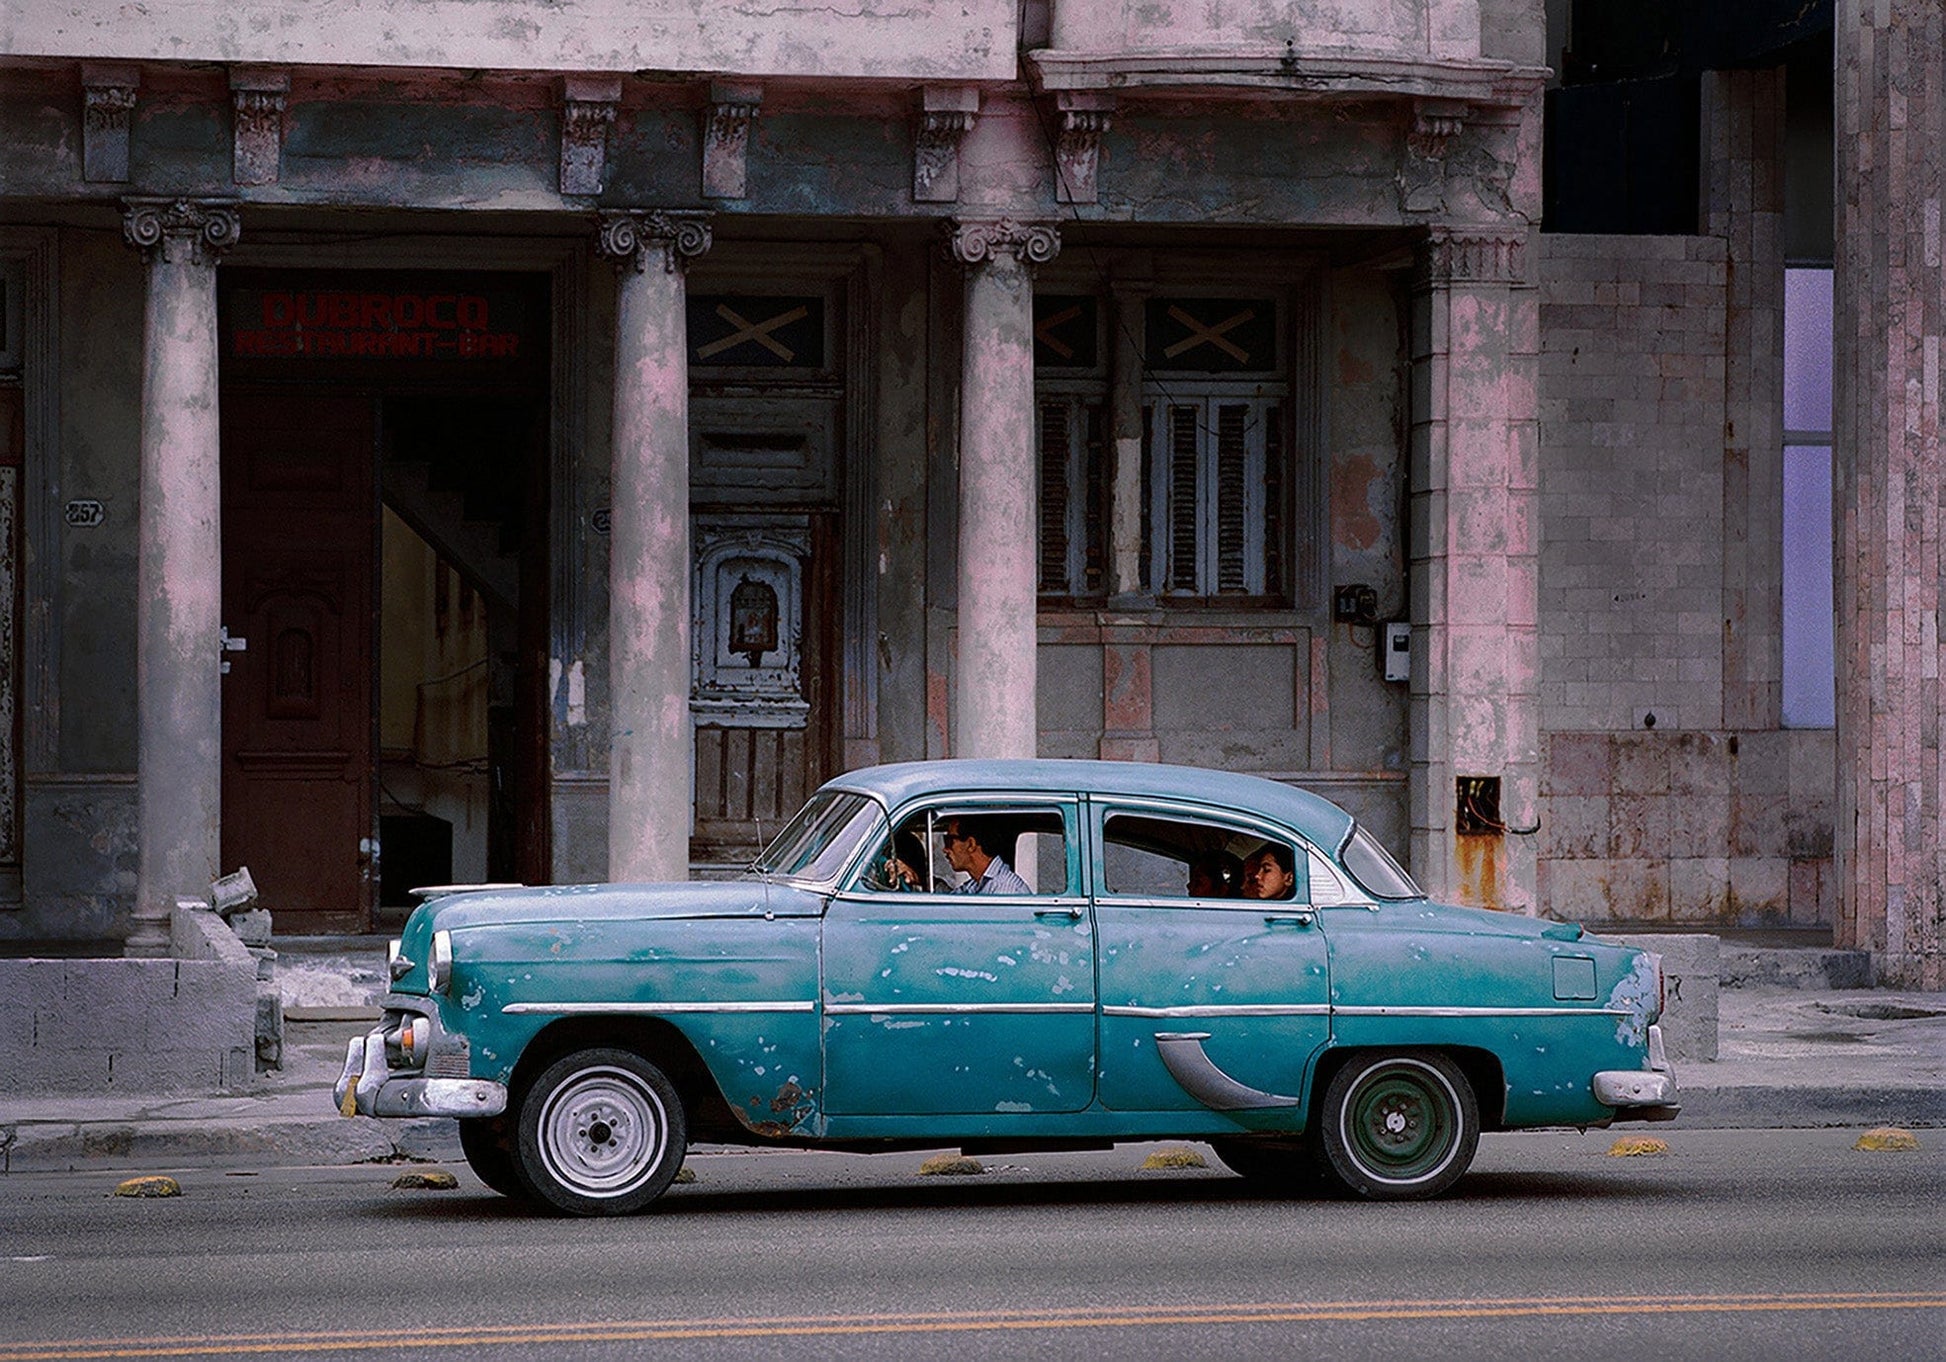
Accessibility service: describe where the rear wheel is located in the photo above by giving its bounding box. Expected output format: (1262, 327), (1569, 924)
(457, 1115), (526, 1199)
(515, 1048), (687, 1217)
(1319, 1051), (1478, 1200)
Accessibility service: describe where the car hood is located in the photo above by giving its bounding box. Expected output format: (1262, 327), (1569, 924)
(413, 879), (822, 935)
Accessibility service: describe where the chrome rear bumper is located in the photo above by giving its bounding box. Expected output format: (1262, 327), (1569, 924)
(1592, 1023), (1680, 1122)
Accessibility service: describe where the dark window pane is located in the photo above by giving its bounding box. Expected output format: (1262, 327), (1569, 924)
(1082, 404), (1106, 594)
(1264, 402), (1285, 598)
(1038, 399), (1072, 592)
(1215, 404), (1248, 592)
(1168, 406), (1200, 591)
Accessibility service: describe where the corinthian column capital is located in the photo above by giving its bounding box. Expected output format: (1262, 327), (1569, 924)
(596, 210), (713, 274)
(122, 199), (241, 268)
(945, 218), (1062, 270)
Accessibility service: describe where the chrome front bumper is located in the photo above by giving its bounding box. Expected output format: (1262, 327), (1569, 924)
(1591, 1022), (1680, 1122)
(332, 998), (507, 1119)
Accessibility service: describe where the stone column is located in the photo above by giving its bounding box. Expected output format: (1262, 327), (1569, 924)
(1702, 68), (1788, 731)
(1408, 227), (1540, 913)
(1833, 0), (1944, 988)
(948, 218), (1059, 761)
(123, 199), (239, 957)
(597, 210), (711, 883)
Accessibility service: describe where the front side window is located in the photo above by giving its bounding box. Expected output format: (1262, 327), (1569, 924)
(852, 805), (1072, 896)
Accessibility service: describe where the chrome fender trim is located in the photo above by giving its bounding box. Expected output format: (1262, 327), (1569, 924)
(1153, 1032), (1301, 1111)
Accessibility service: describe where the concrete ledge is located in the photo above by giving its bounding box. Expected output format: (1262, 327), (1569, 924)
(1722, 944), (1874, 990)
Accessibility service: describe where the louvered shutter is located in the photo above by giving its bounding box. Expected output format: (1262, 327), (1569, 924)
(1038, 398), (1072, 593)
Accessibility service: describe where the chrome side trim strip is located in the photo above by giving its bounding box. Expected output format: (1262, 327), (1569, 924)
(1332, 1005), (1629, 1018)
(501, 1001), (816, 1016)
(1102, 1004), (1331, 1018)
(822, 1002), (1096, 1016)
(1153, 1032), (1301, 1110)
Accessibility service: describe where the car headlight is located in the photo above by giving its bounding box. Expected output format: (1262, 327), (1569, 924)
(428, 929), (454, 994)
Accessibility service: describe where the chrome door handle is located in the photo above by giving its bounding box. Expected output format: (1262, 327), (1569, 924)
(1034, 906), (1084, 920)
(1262, 911), (1316, 927)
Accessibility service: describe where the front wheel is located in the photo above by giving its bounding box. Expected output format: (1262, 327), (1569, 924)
(515, 1048), (687, 1217)
(1319, 1051), (1478, 1200)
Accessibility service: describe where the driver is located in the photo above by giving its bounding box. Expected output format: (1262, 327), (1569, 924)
(942, 817), (1030, 895)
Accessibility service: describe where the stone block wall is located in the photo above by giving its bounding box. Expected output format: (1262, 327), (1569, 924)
(0, 905), (257, 1094)
(1539, 729), (1834, 929)
(1538, 234), (1728, 735)
(1535, 233), (1833, 931)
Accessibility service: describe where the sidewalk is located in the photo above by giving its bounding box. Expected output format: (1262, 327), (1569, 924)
(3, 953), (1941, 1175)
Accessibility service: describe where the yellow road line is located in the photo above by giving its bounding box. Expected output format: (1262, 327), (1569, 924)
(1, 1293), (1941, 1360)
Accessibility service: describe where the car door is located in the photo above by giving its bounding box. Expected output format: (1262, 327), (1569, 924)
(820, 798), (1096, 1116)
(1090, 799), (1331, 1115)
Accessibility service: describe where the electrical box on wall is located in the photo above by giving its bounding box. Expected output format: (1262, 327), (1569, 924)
(1382, 622), (1411, 682)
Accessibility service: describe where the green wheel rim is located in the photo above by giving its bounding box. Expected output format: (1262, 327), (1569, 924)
(1343, 1063), (1459, 1183)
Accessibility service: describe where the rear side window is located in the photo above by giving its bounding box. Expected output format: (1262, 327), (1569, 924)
(1099, 811), (1304, 902)
(1340, 824), (1422, 901)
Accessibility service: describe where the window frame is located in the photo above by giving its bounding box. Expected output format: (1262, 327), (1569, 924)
(1034, 381), (1109, 601)
(1030, 260), (1324, 614)
(1144, 383), (1288, 600)
(849, 798), (1084, 901)
(1090, 798), (1313, 908)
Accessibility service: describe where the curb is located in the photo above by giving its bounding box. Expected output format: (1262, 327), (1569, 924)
(1666, 1083), (1946, 1132)
(4, 1117), (461, 1175)
(5, 1083), (1943, 1174)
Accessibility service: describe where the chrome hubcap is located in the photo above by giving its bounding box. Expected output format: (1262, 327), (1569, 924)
(538, 1066), (666, 1199)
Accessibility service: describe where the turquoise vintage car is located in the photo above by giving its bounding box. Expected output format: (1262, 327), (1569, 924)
(336, 759), (1678, 1215)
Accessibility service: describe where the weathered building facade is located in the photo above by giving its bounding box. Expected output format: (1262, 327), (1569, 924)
(0, 0), (1936, 987)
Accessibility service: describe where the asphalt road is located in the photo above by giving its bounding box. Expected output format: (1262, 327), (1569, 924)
(0, 1129), (1939, 1361)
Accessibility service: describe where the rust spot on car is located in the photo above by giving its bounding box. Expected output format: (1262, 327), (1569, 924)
(769, 1081), (806, 1113)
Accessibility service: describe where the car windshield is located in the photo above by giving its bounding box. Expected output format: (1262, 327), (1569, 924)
(1340, 824), (1423, 901)
(754, 791), (885, 884)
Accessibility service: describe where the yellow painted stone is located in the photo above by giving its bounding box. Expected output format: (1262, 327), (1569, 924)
(1853, 1126), (1921, 1152)
(390, 1170), (460, 1190)
(673, 1167), (697, 1184)
(1141, 1146), (1210, 1170)
(1607, 1136), (1669, 1157)
(917, 1154), (985, 1177)
(113, 1175), (181, 1198)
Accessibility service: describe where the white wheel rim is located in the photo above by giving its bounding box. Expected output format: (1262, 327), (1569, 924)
(1337, 1058), (1464, 1187)
(537, 1065), (667, 1199)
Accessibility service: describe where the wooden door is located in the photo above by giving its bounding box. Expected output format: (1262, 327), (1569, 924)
(689, 511), (838, 864)
(221, 392), (376, 933)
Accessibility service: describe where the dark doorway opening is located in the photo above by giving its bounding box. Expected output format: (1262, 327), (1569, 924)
(218, 268), (551, 935)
